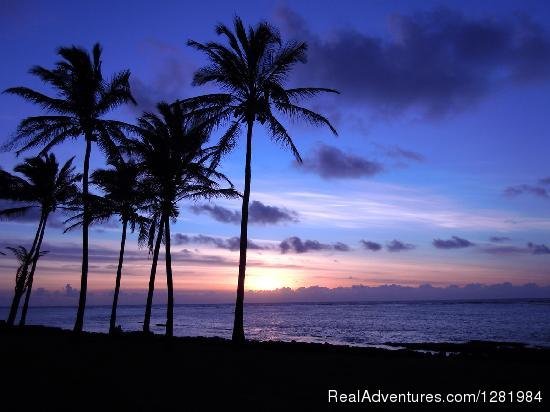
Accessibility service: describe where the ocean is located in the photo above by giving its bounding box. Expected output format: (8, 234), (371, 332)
(3, 299), (550, 347)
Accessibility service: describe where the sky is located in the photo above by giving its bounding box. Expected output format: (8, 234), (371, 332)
(1, 0), (550, 304)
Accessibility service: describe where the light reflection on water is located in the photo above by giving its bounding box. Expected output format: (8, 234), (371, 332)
(7, 299), (550, 347)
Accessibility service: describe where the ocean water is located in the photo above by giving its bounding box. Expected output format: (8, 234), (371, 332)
(3, 299), (550, 347)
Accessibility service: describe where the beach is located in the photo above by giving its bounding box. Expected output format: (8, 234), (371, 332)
(1, 324), (548, 411)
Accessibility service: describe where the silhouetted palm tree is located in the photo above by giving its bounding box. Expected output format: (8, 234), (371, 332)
(187, 17), (338, 342)
(65, 159), (149, 334)
(3, 43), (136, 332)
(3, 246), (49, 323)
(129, 102), (238, 336)
(0, 154), (80, 325)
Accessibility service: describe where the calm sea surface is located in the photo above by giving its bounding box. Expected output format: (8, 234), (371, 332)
(3, 299), (550, 347)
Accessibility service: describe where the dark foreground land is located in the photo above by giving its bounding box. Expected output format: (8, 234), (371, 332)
(0, 324), (548, 411)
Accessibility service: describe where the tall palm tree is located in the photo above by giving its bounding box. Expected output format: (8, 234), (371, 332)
(64, 159), (149, 334)
(93, 161), (149, 334)
(130, 101), (238, 336)
(3, 43), (136, 332)
(187, 17), (338, 342)
(0, 154), (80, 325)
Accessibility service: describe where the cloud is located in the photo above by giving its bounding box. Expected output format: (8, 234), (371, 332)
(504, 184), (548, 198)
(360, 240), (382, 251)
(480, 242), (550, 256)
(190, 201), (298, 225)
(173, 234), (265, 251)
(539, 177), (550, 185)
(386, 239), (415, 252)
(2, 282), (550, 306)
(190, 204), (240, 224)
(276, 6), (550, 117)
(432, 236), (475, 249)
(383, 146), (425, 162)
(333, 242), (351, 252)
(489, 236), (511, 243)
(527, 242), (550, 255)
(279, 236), (350, 254)
(300, 144), (383, 179)
(480, 245), (527, 256)
(129, 40), (195, 113)
(249, 201), (299, 224)
(0, 200), (65, 228)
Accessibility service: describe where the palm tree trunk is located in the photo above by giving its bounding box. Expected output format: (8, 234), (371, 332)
(143, 214), (165, 333)
(19, 211), (49, 326)
(74, 135), (92, 333)
(6, 212), (45, 326)
(232, 119), (254, 343)
(165, 218), (174, 337)
(109, 218), (128, 334)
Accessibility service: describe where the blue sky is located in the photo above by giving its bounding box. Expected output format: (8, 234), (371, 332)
(1, 0), (550, 302)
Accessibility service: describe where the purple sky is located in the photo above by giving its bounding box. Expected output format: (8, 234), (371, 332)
(1, 0), (550, 304)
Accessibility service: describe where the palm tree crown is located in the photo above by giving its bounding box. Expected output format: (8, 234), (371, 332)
(186, 17), (338, 161)
(0, 153), (81, 219)
(3, 43), (135, 155)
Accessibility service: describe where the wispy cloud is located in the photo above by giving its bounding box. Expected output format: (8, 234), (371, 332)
(254, 185), (550, 231)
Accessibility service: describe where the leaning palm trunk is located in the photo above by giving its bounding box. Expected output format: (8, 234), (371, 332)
(232, 120), (254, 343)
(165, 218), (174, 337)
(74, 136), (92, 333)
(19, 211), (49, 326)
(143, 215), (165, 333)
(7, 213), (45, 326)
(109, 218), (128, 333)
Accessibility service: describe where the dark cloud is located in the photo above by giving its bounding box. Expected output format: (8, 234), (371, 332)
(190, 204), (240, 224)
(190, 201), (298, 225)
(489, 236), (511, 243)
(173, 234), (264, 251)
(386, 240), (415, 252)
(360, 240), (382, 252)
(527, 242), (550, 255)
(276, 7), (550, 117)
(539, 177), (550, 185)
(504, 184), (548, 198)
(333, 242), (351, 252)
(279, 236), (350, 254)
(130, 40), (195, 113)
(249, 201), (299, 225)
(432, 236), (475, 249)
(300, 144), (383, 179)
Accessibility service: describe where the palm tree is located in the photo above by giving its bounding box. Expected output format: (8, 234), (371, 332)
(187, 17), (338, 342)
(91, 160), (149, 334)
(64, 159), (149, 334)
(3, 246), (49, 323)
(3, 43), (136, 332)
(0, 154), (80, 325)
(129, 101), (238, 336)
